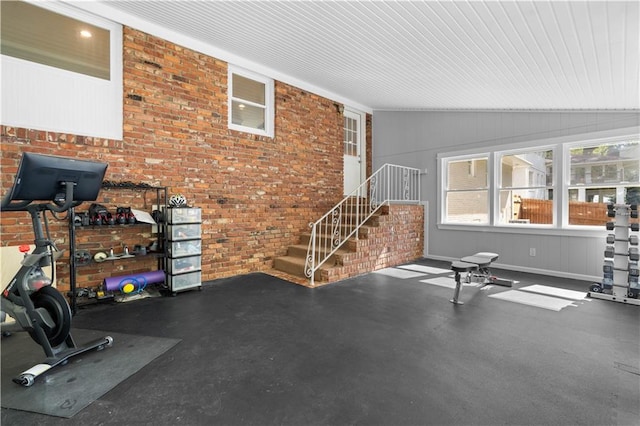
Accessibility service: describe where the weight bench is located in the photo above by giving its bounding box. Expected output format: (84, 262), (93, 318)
(450, 252), (514, 305)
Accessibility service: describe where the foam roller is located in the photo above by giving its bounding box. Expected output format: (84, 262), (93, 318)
(103, 270), (165, 293)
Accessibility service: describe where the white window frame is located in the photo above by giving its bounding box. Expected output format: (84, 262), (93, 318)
(441, 153), (491, 226)
(563, 134), (640, 228)
(438, 127), (639, 234)
(0, 0), (122, 140)
(228, 65), (274, 138)
(494, 145), (556, 227)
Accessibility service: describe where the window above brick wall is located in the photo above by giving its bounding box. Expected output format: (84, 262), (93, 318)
(228, 65), (274, 138)
(0, 0), (123, 139)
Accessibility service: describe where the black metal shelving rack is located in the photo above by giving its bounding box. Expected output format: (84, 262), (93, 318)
(68, 183), (167, 314)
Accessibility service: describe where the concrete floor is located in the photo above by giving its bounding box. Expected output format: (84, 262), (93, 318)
(2, 258), (639, 425)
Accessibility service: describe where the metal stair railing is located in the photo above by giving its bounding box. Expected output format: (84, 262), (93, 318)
(305, 163), (421, 286)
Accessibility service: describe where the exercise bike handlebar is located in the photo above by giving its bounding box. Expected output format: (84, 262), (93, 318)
(1, 182), (82, 213)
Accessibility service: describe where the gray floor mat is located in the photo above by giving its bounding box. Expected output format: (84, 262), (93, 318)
(1, 328), (180, 418)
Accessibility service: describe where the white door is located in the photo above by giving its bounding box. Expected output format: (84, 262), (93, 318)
(343, 109), (364, 195)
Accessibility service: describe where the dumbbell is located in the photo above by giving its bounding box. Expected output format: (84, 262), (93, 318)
(629, 262), (639, 277)
(603, 260), (614, 274)
(607, 234), (639, 245)
(604, 246), (615, 258)
(607, 204), (616, 217)
(611, 222), (640, 231)
(631, 204), (638, 218)
(629, 272), (639, 289)
(630, 247), (639, 261)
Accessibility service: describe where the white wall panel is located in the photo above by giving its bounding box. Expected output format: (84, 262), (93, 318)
(373, 110), (640, 281)
(1, 56), (121, 139)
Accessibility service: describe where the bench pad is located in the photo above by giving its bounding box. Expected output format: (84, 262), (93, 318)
(461, 252), (498, 267)
(451, 261), (477, 272)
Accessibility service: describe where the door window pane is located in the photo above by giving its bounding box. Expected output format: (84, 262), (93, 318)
(344, 116), (358, 156)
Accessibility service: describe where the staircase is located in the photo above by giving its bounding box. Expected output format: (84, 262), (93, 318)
(273, 164), (422, 287)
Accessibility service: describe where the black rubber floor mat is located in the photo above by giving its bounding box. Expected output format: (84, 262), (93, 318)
(1, 328), (180, 418)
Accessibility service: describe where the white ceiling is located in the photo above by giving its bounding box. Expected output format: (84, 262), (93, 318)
(75, 0), (639, 112)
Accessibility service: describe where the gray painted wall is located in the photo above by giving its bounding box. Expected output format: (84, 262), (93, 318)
(372, 110), (640, 280)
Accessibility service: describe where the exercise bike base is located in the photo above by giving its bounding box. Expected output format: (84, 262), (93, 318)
(13, 335), (113, 386)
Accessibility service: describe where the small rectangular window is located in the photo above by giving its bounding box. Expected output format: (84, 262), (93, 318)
(1, 0), (122, 139)
(228, 66), (274, 137)
(1, 1), (110, 80)
(444, 156), (489, 224)
(344, 116), (358, 156)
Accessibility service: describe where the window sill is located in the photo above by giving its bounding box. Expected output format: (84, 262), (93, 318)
(436, 223), (604, 238)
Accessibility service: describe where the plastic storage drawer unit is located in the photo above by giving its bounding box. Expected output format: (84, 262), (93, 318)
(168, 255), (201, 274)
(167, 208), (201, 224)
(167, 224), (201, 241)
(168, 240), (202, 257)
(165, 206), (202, 294)
(168, 270), (201, 292)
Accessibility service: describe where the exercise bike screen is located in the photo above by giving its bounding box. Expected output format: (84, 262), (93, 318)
(8, 153), (107, 202)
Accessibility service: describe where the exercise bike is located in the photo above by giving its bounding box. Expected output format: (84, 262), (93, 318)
(1, 152), (113, 386)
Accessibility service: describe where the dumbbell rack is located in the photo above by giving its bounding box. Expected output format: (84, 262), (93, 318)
(588, 203), (640, 305)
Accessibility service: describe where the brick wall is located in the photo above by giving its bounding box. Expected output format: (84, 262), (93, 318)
(321, 204), (425, 283)
(0, 26), (372, 293)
